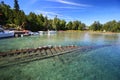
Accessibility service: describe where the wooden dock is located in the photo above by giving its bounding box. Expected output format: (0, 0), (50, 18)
(0, 44), (112, 68)
(14, 30), (30, 37)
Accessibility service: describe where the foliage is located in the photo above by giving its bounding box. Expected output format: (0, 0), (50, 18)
(89, 20), (120, 32)
(0, 1), (120, 32)
(0, 1), (12, 25)
(66, 21), (73, 30)
(102, 20), (120, 32)
(66, 21), (85, 30)
(14, 0), (19, 12)
(0, 1), (26, 29)
(89, 21), (102, 31)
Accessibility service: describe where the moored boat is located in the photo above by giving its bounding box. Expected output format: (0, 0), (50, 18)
(47, 30), (57, 35)
(38, 31), (44, 35)
(0, 27), (14, 38)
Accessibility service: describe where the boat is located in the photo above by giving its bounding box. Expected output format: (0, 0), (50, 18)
(33, 32), (39, 35)
(47, 30), (57, 35)
(38, 31), (44, 35)
(0, 27), (14, 38)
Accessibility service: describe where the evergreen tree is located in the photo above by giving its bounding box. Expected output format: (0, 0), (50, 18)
(14, 0), (20, 11)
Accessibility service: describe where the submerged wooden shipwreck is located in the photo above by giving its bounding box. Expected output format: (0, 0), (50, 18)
(0, 44), (111, 68)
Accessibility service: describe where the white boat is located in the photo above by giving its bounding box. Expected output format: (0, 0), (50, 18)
(48, 30), (57, 35)
(0, 27), (14, 38)
(38, 31), (44, 35)
(33, 32), (39, 35)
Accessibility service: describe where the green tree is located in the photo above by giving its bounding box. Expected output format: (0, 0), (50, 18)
(72, 21), (79, 30)
(59, 20), (66, 30)
(48, 19), (53, 30)
(103, 20), (120, 32)
(0, 1), (6, 25)
(43, 16), (48, 30)
(66, 21), (73, 30)
(52, 16), (64, 30)
(26, 12), (39, 31)
(0, 1), (17, 26)
(117, 21), (120, 32)
(89, 21), (102, 31)
(78, 23), (86, 30)
(52, 16), (58, 30)
(37, 14), (45, 30)
(14, 0), (19, 11)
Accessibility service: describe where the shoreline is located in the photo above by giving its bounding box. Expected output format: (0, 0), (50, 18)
(63, 30), (120, 34)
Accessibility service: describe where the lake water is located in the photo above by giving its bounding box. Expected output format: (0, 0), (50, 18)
(0, 31), (120, 80)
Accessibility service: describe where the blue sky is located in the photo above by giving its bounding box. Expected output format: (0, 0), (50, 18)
(2, 0), (120, 25)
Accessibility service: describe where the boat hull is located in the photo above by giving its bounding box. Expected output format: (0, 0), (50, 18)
(0, 31), (14, 38)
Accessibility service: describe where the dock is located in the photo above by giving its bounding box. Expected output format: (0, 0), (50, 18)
(14, 30), (29, 37)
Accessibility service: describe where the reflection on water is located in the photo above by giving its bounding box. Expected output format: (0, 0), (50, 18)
(0, 32), (120, 51)
(0, 31), (120, 80)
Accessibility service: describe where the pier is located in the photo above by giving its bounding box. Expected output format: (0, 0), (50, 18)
(14, 30), (30, 37)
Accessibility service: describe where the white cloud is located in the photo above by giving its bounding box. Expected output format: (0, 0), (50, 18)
(34, 10), (60, 16)
(34, 10), (62, 18)
(34, 10), (73, 20)
(46, 0), (91, 7)
(43, 6), (85, 9)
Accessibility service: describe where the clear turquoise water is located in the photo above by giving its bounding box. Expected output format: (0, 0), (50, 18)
(0, 32), (120, 80)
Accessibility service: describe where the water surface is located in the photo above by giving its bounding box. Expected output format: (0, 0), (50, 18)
(0, 31), (120, 80)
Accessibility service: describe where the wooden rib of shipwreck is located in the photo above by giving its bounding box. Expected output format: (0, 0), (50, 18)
(0, 45), (79, 68)
(0, 44), (111, 68)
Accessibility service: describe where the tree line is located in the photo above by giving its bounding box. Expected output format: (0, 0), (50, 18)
(89, 21), (120, 32)
(0, 0), (85, 31)
(0, 0), (120, 32)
